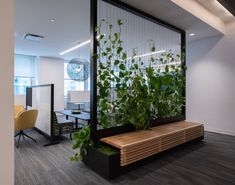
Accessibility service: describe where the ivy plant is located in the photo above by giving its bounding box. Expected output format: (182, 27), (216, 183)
(70, 126), (93, 161)
(71, 19), (186, 161)
(95, 19), (186, 130)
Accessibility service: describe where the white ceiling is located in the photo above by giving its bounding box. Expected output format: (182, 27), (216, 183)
(15, 0), (230, 60)
(121, 0), (223, 40)
(15, 0), (90, 60)
(195, 0), (235, 23)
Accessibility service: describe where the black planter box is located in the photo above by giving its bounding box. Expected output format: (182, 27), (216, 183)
(83, 146), (121, 179)
(83, 136), (204, 180)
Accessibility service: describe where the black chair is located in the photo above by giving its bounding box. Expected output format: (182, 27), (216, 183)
(53, 112), (74, 139)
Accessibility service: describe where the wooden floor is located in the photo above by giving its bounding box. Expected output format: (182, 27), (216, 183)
(15, 130), (235, 185)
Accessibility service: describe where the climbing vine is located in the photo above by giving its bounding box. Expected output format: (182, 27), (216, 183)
(95, 19), (186, 130)
(71, 19), (186, 161)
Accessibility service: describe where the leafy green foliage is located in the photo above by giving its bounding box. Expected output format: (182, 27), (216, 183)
(94, 142), (119, 156)
(71, 19), (186, 163)
(70, 126), (93, 161)
(95, 19), (186, 130)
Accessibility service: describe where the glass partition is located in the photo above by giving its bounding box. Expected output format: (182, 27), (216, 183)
(27, 85), (53, 137)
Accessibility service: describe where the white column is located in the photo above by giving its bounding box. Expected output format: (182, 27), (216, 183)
(0, 0), (14, 184)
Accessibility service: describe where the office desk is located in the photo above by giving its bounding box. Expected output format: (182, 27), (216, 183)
(56, 110), (90, 129)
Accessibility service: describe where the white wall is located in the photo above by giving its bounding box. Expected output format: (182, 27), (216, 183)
(0, 0), (14, 184)
(36, 57), (65, 110)
(187, 21), (235, 136)
(14, 94), (26, 106)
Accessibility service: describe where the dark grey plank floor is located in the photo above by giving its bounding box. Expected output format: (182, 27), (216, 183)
(15, 130), (235, 185)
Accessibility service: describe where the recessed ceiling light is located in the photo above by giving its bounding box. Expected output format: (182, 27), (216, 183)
(189, 33), (195, 36)
(50, 19), (56, 22)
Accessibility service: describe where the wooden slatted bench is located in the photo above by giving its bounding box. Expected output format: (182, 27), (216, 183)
(100, 121), (204, 166)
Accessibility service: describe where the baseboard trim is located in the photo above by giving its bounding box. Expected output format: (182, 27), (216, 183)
(205, 127), (235, 136)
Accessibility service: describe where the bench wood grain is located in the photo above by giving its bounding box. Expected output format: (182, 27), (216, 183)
(100, 121), (204, 166)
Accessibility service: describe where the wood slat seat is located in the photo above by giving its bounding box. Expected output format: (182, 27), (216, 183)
(100, 121), (204, 166)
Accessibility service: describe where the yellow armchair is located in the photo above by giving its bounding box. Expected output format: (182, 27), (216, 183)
(14, 105), (25, 117)
(14, 109), (38, 148)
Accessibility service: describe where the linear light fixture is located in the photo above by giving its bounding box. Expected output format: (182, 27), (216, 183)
(60, 39), (91, 55)
(60, 37), (165, 58)
(60, 35), (103, 56)
(126, 50), (166, 60)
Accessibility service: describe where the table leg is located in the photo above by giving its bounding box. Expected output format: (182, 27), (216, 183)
(75, 118), (78, 129)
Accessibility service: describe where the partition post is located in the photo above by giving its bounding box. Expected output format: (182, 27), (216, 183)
(50, 84), (55, 138)
(181, 31), (186, 118)
(90, 0), (98, 139)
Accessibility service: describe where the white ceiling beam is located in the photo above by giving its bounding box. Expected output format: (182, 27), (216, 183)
(171, 0), (226, 34)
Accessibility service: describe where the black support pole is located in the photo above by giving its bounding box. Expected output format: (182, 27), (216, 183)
(90, 0), (98, 139)
(181, 31), (186, 119)
(50, 84), (55, 138)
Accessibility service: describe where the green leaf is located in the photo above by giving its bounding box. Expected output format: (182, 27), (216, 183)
(122, 53), (127, 60)
(118, 40), (122, 44)
(104, 80), (110, 87)
(117, 47), (123, 54)
(103, 70), (109, 76)
(92, 53), (98, 60)
(100, 74), (106, 80)
(102, 52), (107, 57)
(99, 34), (105, 40)
(119, 64), (126, 70)
(99, 63), (106, 70)
(114, 33), (119, 40)
(114, 60), (120, 65)
(116, 77), (121, 83)
(108, 55), (113, 60)
(165, 65), (169, 73)
(106, 47), (111, 52)
(117, 19), (123, 25)
(119, 72), (125, 78)
(151, 46), (155, 52)
(134, 64), (138, 69)
(116, 84), (121, 88)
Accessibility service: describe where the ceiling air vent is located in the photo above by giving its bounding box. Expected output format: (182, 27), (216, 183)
(23, 33), (44, 42)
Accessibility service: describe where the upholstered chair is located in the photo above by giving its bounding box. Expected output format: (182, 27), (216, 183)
(14, 109), (38, 148)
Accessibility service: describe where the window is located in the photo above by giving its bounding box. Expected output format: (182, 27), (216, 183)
(64, 62), (90, 96)
(14, 77), (35, 95)
(14, 54), (36, 95)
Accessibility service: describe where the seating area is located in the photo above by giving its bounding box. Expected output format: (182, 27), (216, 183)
(14, 108), (38, 148)
(1, 0), (235, 184)
(101, 121), (204, 166)
(53, 112), (74, 139)
(14, 105), (24, 117)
